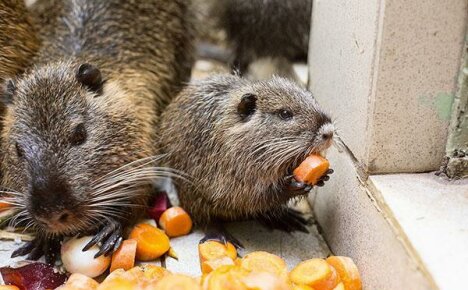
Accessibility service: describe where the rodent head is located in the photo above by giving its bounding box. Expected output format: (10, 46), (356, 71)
(228, 77), (334, 177)
(1, 61), (152, 235)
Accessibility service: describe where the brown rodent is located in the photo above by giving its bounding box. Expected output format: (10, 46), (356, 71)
(159, 75), (334, 240)
(210, 0), (312, 74)
(0, 0), (40, 136)
(1, 0), (194, 263)
(0, 0), (40, 82)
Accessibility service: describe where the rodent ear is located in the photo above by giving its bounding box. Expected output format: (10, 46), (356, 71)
(237, 93), (257, 120)
(76, 63), (103, 94)
(0, 79), (16, 105)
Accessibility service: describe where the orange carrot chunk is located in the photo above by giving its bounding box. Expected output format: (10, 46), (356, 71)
(128, 223), (170, 261)
(0, 286), (20, 290)
(155, 274), (201, 290)
(158, 206), (193, 237)
(240, 251), (288, 281)
(110, 239), (137, 272)
(290, 258), (340, 290)
(332, 283), (345, 290)
(199, 241), (237, 267)
(201, 257), (236, 275)
(326, 256), (362, 290)
(0, 201), (11, 211)
(59, 273), (99, 290)
(293, 155), (330, 185)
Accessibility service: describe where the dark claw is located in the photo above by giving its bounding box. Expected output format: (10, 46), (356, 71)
(284, 175), (312, 196)
(11, 241), (35, 258)
(316, 180), (325, 187)
(27, 244), (44, 261)
(327, 169), (334, 174)
(12, 237), (61, 264)
(258, 207), (310, 234)
(321, 176), (330, 181)
(112, 236), (124, 253)
(84, 220), (123, 258)
(98, 229), (122, 258)
(200, 224), (244, 249)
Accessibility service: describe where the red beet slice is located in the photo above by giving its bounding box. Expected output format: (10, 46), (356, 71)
(147, 191), (171, 222)
(0, 262), (68, 290)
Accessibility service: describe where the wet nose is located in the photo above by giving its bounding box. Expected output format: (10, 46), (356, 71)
(322, 131), (334, 140)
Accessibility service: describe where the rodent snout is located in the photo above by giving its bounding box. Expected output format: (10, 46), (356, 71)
(35, 210), (72, 227)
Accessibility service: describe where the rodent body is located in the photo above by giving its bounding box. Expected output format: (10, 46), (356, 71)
(1, 0), (194, 260)
(211, 0), (312, 74)
(160, 75), (334, 226)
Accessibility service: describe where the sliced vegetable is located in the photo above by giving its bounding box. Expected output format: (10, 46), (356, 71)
(167, 247), (178, 260)
(199, 241), (237, 268)
(0, 201), (11, 211)
(240, 251), (288, 281)
(293, 285), (315, 290)
(147, 192), (171, 222)
(110, 239), (137, 272)
(141, 265), (171, 282)
(293, 155), (330, 185)
(289, 259), (340, 290)
(158, 206), (193, 237)
(97, 269), (136, 290)
(326, 256), (361, 290)
(0, 262), (67, 290)
(241, 272), (292, 290)
(61, 236), (111, 278)
(202, 265), (248, 290)
(332, 283), (345, 290)
(0, 286), (20, 290)
(128, 223), (170, 261)
(201, 257), (235, 275)
(155, 274), (201, 290)
(57, 273), (99, 290)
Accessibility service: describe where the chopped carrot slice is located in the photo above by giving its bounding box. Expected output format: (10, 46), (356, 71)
(293, 285), (316, 290)
(0, 286), (20, 290)
(241, 272), (292, 290)
(326, 256), (362, 290)
(59, 273), (99, 290)
(159, 206), (193, 237)
(96, 269), (135, 290)
(155, 274), (201, 290)
(202, 257), (235, 274)
(240, 251), (288, 280)
(110, 239), (137, 272)
(199, 241), (237, 268)
(202, 265), (248, 290)
(332, 283), (345, 290)
(293, 155), (330, 185)
(141, 264), (171, 282)
(290, 258), (340, 290)
(128, 223), (170, 261)
(0, 201), (11, 211)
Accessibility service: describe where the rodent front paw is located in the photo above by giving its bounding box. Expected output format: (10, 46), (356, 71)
(82, 220), (123, 258)
(11, 236), (61, 265)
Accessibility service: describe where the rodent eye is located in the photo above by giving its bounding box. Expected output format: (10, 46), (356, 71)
(70, 123), (87, 146)
(15, 142), (24, 158)
(278, 109), (293, 120)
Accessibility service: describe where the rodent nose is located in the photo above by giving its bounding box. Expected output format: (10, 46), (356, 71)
(322, 131), (334, 140)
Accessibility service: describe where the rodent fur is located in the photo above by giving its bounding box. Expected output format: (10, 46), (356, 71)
(159, 74), (334, 226)
(1, 0), (194, 259)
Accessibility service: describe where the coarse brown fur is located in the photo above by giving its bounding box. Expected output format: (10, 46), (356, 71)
(1, 0), (194, 252)
(0, 0), (40, 135)
(159, 75), (334, 225)
(0, 0), (40, 83)
(210, 0), (312, 73)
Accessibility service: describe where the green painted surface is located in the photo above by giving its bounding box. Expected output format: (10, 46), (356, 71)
(418, 92), (455, 121)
